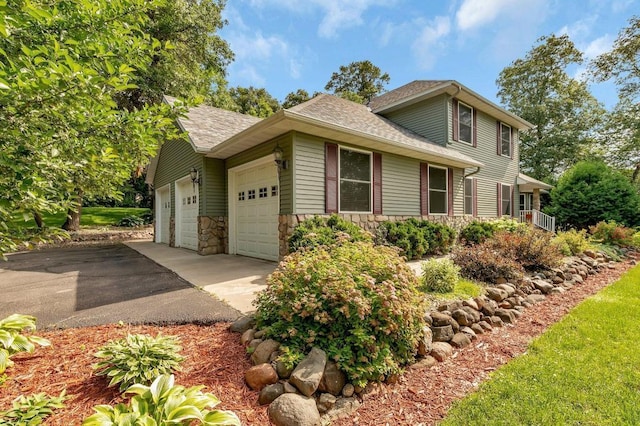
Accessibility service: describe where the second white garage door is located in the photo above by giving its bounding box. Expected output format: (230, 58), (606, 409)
(233, 161), (279, 261)
(176, 178), (199, 251)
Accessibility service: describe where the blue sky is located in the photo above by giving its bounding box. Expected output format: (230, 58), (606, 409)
(220, 0), (638, 110)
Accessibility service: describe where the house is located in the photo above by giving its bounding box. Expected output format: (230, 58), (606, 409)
(146, 80), (553, 262)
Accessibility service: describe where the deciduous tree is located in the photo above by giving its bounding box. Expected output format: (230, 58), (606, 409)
(282, 89), (311, 109)
(324, 60), (390, 104)
(227, 86), (281, 118)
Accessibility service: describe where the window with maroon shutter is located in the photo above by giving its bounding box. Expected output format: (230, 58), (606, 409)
(428, 165), (447, 215)
(473, 178), (478, 217)
(420, 163), (428, 215)
(464, 177), (473, 215)
(373, 152), (382, 214)
(452, 99), (459, 141)
(325, 143), (338, 213)
(499, 122), (512, 157)
(472, 110), (477, 147)
(501, 184), (512, 216)
(497, 182), (502, 216)
(447, 168), (454, 217)
(458, 102), (473, 144)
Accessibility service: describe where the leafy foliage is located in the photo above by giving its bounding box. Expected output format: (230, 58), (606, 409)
(378, 219), (456, 260)
(452, 244), (524, 284)
(324, 60), (390, 103)
(254, 241), (428, 387)
(93, 334), (184, 391)
(486, 230), (563, 272)
(553, 229), (592, 256)
(281, 89), (312, 109)
(227, 86), (281, 117)
(117, 215), (148, 227)
(0, 314), (50, 374)
(420, 259), (460, 293)
(288, 215), (372, 252)
(83, 374), (241, 426)
(0, 392), (66, 426)
(547, 161), (640, 228)
(459, 221), (497, 245)
(589, 221), (636, 247)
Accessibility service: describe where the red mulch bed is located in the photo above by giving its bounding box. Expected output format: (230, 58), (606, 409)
(1, 258), (636, 425)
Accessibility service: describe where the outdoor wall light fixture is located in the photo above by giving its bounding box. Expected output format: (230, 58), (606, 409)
(189, 167), (200, 184)
(273, 145), (288, 170)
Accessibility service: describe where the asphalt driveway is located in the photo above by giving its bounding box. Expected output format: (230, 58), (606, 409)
(0, 244), (241, 329)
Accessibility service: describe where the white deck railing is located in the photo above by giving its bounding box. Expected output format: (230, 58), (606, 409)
(519, 209), (556, 233)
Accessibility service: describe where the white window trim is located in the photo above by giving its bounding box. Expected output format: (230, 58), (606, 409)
(464, 177), (474, 216)
(154, 183), (171, 244)
(500, 122), (512, 158)
(428, 164), (448, 216)
(458, 101), (474, 145)
(338, 146), (373, 214)
(501, 183), (512, 216)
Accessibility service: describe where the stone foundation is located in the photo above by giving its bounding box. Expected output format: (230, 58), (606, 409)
(198, 216), (227, 255)
(169, 217), (176, 247)
(278, 213), (492, 258)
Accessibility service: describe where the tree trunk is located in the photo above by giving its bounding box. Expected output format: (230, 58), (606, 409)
(62, 191), (83, 231)
(33, 211), (44, 229)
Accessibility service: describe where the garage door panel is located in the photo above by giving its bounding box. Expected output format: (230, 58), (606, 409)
(177, 180), (199, 251)
(157, 187), (171, 245)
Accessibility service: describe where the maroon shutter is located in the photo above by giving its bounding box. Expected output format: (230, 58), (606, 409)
(497, 182), (502, 216)
(373, 152), (382, 214)
(452, 99), (459, 142)
(496, 121), (501, 156)
(510, 185), (515, 217)
(472, 109), (477, 147)
(472, 178), (478, 217)
(325, 143), (338, 213)
(447, 167), (454, 217)
(510, 127), (516, 159)
(420, 163), (428, 216)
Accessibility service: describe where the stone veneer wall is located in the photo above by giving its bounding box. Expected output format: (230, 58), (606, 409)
(278, 213), (493, 259)
(198, 216), (227, 255)
(169, 217), (175, 247)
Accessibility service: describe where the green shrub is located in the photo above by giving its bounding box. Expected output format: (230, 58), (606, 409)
(288, 214), (372, 252)
(117, 215), (145, 227)
(0, 314), (50, 374)
(589, 221), (635, 247)
(459, 221), (497, 245)
(487, 229), (563, 272)
(492, 217), (530, 233)
(553, 229), (591, 255)
(452, 243), (524, 284)
(93, 334), (184, 391)
(0, 392), (66, 425)
(632, 232), (640, 249)
(379, 218), (456, 260)
(420, 258), (460, 293)
(83, 374), (240, 426)
(254, 240), (427, 387)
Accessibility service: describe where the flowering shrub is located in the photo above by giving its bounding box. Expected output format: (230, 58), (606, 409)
(487, 229), (563, 271)
(451, 243), (524, 284)
(492, 217), (531, 233)
(288, 214), (372, 252)
(254, 240), (427, 387)
(459, 221), (497, 245)
(553, 229), (591, 256)
(589, 221), (635, 247)
(378, 218), (456, 260)
(420, 258), (460, 293)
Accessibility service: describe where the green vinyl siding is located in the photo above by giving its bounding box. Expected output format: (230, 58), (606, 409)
(203, 158), (225, 216)
(382, 95), (448, 146)
(381, 154), (420, 216)
(451, 167), (465, 216)
(154, 138), (203, 217)
(448, 98), (520, 217)
(292, 133), (325, 214)
(226, 134), (293, 214)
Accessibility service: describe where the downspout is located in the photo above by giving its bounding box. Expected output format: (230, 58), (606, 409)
(464, 166), (481, 178)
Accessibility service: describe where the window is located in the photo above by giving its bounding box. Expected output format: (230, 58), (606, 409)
(500, 123), (511, 157)
(464, 178), (473, 215)
(339, 148), (371, 212)
(271, 185), (278, 197)
(238, 191), (245, 201)
(248, 189), (255, 200)
(259, 187), (268, 198)
(502, 184), (511, 216)
(519, 193), (532, 211)
(428, 166), (447, 214)
(458, 103), (473, 144)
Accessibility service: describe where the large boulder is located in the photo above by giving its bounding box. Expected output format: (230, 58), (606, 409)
(251, 339), (280, 365)
(268, 394), (321, 426)
(229, 315), (255, 333)
(430, 342), (453, 362)
(318, 361), (346, 396)
(258, 382), (285, 405)
(431, 325), (454, 342)
(245, 363), (278, 391)
(289, 347), (327, 397)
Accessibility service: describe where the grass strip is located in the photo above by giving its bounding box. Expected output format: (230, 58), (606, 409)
(10, 207), (151, 228)
(441, 264), (640, 426)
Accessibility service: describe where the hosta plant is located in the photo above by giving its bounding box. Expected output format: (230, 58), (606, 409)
(83, 374), (241, 426)
(93, 334), (184, 391)
(0, 392), (66, 425)
(0, 314), (50, 374)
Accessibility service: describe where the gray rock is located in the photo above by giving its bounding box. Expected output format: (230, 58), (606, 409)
(462, 298), (479, 311)
(251, 339), (280, 365)
(495, 308), (516, 324)
(486, 287), (508, 302)
(533, 280), (554, 294)
(574, 274), (584, 283)
(478, 321), (492, 331)
(462, 306), (482, 323)
(417, 326), (433, 356)
(551, 287), (566, 294)
(290, 347), (327, 397)
(430, 342), (453, 362)
(450, 332), (472, 348)
(431, 325), (454, 342)
(320, 397), (361, 424)
(268, 394), (321, 426)
(283, 381), (298, 393)
(248, 338), (263, 351)
(245, 363), (278, 391)
(423, 313), (433, 327)
(342, 383), (355, 397)
(452, 309), (473, 326)
(259, 382), (285, 405)
(275, 359), (294, 379)
(496, 283), (516, 296)
(460, 326), (477, 340)
(471, 323), (484, 335)
(489, 316), (504, 327)
(430, 311), (453, 326)
(240, 329), (255, 346)
(253, 329), (267, 339)
(410, 356), (438, 370)
(316, 393), (337, 414)
(229, 315), (255, 333)
(318, 361), (346, 396)
(481, 299), (497, 316)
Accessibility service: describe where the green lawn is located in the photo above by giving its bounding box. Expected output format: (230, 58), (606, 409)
(441, 264), (640, 425)
(10, 207), (151, 228)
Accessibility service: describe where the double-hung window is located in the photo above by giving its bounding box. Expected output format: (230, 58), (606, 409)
(458, 103), (473, 144)
(339, 148), (371, 212)
(501, 184), (512, 216)
(464, 177), (473, 215)
(500, 123), (512, 157)
(428, 166), (447, 214)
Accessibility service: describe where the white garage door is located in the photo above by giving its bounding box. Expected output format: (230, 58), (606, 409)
(176, 179), (199, 251)
(234, 162), (279, 261)
(156, 186), (171, 244)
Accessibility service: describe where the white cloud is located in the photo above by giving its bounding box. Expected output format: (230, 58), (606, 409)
(582, 34), (614, 59)
(412, 16), (451, 70)
(236, 65), (266, 87)
(289, 59), (302, 79)
(612, 0), (634, 13)
(456, 0), (514, 31)
(558, 16), (598, 40)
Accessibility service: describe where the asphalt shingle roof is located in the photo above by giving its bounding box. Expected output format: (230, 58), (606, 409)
(368, 80), (448, 111)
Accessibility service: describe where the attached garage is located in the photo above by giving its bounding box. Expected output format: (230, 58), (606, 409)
(229, 157), (280, 261)
(175, 177), (199, 251)
(155, 185), (171, 244)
